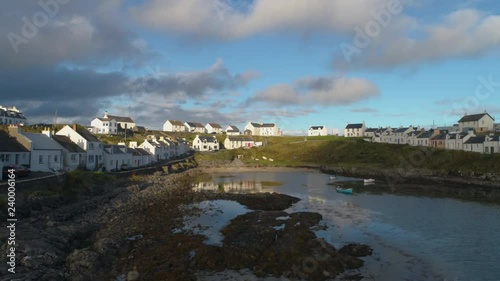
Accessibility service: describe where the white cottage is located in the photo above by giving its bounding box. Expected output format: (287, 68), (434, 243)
(90, 115), (118, 135)
(244, 121), (281, 136)
(56, 125), (104, 170)
(105, 112), (136, 130)
(163, 120), (186, 132)
(458, 113), (495, 133)
(225, 125), (240, 135)
(224, 136), (254, 150)
(52, 135), (86, 171)
(344, 122), (366, 137)
(308, 126), (328, 136)
(445, 131), (475, 150)
(0, 105), (27, 126)
(0, 130), (30, 175)
(205, 123), (223, 134)
(484, 136), (500, 154)
(192, 135), (219, 151)
(463, 136), (486, 153)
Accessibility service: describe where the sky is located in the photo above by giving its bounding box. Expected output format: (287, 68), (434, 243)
(1, 0), (500, 135)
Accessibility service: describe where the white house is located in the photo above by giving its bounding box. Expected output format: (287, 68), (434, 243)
(185, 122), (206, 134)
(406, 129), (425, 146)
(205, 123), (223, 134)
(344, 122), (366, 137)
(224, 136), (254, 150)
(175, 138), (190, 155)
(463, 136), (486, 153)
(163, 120), (186, 132)
(484, 136), (500, 154)
(56, 125), (104, 170)
(192, 135), (219, 151)
(9, 127), (63, 172)
(0, 130), (30, 176)
(415, 130), (437, 147)
(225, 125), (240, 135)
(445, 132), (475, 151)
(458, 113), (495, 133)
(103, 145), (132, 171)
(130, 148), (153, 167)
(105, 112), (136, 130)
(90, 115), (118, 135)
(308, 126), (328, 136)
(139, 138), (169, 161)
(52, 135), (86, 171)
(0, 105), (27, 126)
(244, 121), (281, 136)
(392, 126), (415, 145)
(364, 128), (379, 138)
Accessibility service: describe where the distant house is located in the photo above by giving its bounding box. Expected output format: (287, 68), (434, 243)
(392, 126), (415, 144)
(495, 123), (500, 132)
(445, 132), (475, 151)
(130, 147), (153, 167)
(224, 136), (254, 150)
(457, 113), (495, 133)
(139, 139), (164, 162)
(192, 135), (219, 151)
(308, 126), (327, 136)
(484, 136), (500, 154)
(0, 105), (27, 126)
(163, 120), (186, 132)
(103, 145), (131, 171)
(436, 124), (459, 133)
(244, 121), (281, 136)
(9, 126), (63, 172)
(430, 132), (447, 149)
(463, 136), (486, 153)
(90, 115), (118, 135)
(406, 129), (425, 146)
(132, 126), (146, 133)
(56, 125), (104, 170)
(185, 122), (206, 134)
(344, 122), (366, 137)
(52, 135), (86, 171)
(225, 125), (240, 135)
(205, 123), (223, 134)
(415, 130), (436, 147)
(0, 130), (30, 174)
(364, 128), (379, 138)
(105, 112), (136, 130)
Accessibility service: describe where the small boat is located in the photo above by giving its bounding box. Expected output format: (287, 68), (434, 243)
(364, 179), (375, 183)
(336, 187), (353, 194)
(329, 176), (336, 180)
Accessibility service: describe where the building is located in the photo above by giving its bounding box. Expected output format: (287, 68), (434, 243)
(129, 147), (153, 167)
(225, 125), (240, 135)
(185, 122), (206, 134)
(9, 127), (63, 172)
(344, 122), (366, 137)
(244, 121), (281, 136)
(56, 125), (104, 170)
(0, 105), (27, 126)
(224, 136), (254, 150)
(163, 120), (186, 132)
(445, 132), (474, 151)
(205, 123), (223, 134)
(103, 145), (131, 171)
(415, 130), (436, 147)
(90, 115), (118, 135)
(457, 113), (495, 133)
(484, 136), (500, 154)
(463, 136), (486, 153)
(308, 126), (328, 136)
(192, 135), (219, 151)
(0, 130), (30, 174)
(52, 135), (86, 171)
(105, 112), (136, 130)
(392, 126), (415, 144)
(364, 128), (379, 138)
(430, 132), (447, 149)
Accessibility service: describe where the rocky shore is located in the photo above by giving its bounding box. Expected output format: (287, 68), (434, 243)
(1, 163), (373, 281)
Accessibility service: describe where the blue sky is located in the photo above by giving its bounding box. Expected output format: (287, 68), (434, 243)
(1, 0), (500, 135)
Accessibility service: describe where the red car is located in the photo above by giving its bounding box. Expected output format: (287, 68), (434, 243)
(2, 165), (31, 179)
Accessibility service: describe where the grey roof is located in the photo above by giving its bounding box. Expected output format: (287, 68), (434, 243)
(198, 136), (217, 142)
(52, 135), (85, 153)
(417, 131), (434, 139)
(486, 136), (500, 142)
(345, 123), (363, 129)
(0, 107), (27, 120)
(22, 132), (62, 150)
(168, 120), (185, 126)
(464, 136), (486, 144)
(186, 122), (204, 128)
(431, 133), (447, 140)
(74, 126), (100, 142)
(226, 125), (240, 132)
(227, 136), (254, 141)
(394, 127), (411, 133)
(0, 131), (29, 152)
(458, 113), (494, 122)
(107, 115), (134, 123)
(97, 117), (114, 122)
(104, 145), (125, 154)
(250, 122), (275, 128)
(208, 123), (222, 129)
(365, 128), (378, 132)
(134, 147), (152, 156)
(309, 126), (324, 130)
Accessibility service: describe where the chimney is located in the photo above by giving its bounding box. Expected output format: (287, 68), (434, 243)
(73, 124), (77, 131)
(42, 127), (52, 138)
(104, 111), (108, 118)
(8, 124), (20, 137)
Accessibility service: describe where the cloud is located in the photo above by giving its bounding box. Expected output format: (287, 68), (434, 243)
(130, 0), (395, 39)
(350, 107), (378, 113)
(245, 76), (379, 106)
(334, 9), (500, 70)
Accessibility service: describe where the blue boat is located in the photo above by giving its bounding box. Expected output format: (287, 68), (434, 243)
(336, 187), (353, 194)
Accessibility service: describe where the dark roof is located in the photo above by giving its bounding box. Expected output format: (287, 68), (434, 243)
(345, 123), (363, 129)
(394, 127), (410, 133)
(186, 122), (204, 128)
(97, 117), (114, 122)
(0, 131), (29, 152)
(365, 128), (378, 132)
(0, 107), (27, 120)
(198, 136), (217, 142)
(464, 136), (486, 144)
(227, 136), (254, 141)
(417, 131), (434, 138)
(226, 125), (240, 132)
(458, 113), (494, 123)
(431, 133), (447, 140)
(486, 136), (500, 142)
(107, 115), (134, 123)
(208, 123), (222, 129)
(103, 145), (125, 154)
(52, 135), (85, 153)
(250, 122), (275, 128)
(310, 126), (324, 130)
(75, 126), (100, 142)
(134, 147), (152, 156)
(168, 120), (185, 126)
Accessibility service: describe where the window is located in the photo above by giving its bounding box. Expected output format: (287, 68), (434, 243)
(39, 155), (43, 164)
(110, 160), (113, 166)
(71, 154), (76, 161)
(89, 143), (94, 150)
(54, 155), (58, 162)
(89, 155), (94, 163)
(99, 155), (102, 161)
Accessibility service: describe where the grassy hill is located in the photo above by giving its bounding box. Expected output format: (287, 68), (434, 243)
(196, 136), (500, 174)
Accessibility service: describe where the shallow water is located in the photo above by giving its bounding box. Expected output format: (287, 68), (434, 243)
(197, 170), (500, 281)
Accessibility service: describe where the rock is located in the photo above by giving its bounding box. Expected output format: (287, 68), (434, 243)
(127, 268), (140, 280)
(47, 221), (56, 227)
(338, 243), (373, 257)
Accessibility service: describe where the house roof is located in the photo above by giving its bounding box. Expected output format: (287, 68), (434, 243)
(486, 136), (500, 142)
(104, 145), (125, 154)
(96, 117), (114, 122)
(309, 126), (324, 130)
(208, 123), (222, 129)
(394, 127), (410, 133)
(458, 113), (494, 123)
(417, 131), (434, 139)
(431, 133), (448, 140)
(52, 135), (85, 153)
(107, 115), (134, 123)
(22, 132), (62, 150)
(227, 136), (254, 141)
(74, 126), (100, 142)
(226, 125), (240, 132)
(198, 136), (217, 142)
(168, 120), (185, 126)
(250, 122), (275, 128)
(345, 123), (363, 129)
(464, 136), (486, 144)
(134, 147), (152, 156)
(0, 131), (29, 152)
(365, 128), (378, 132)
(0, 107), (27, 120)
(186, 122), (204, 128)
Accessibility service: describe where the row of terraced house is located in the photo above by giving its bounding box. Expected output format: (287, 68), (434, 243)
(344, 113), (500, 154)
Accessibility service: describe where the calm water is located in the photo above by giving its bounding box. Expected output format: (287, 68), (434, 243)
(195, 170), (500, 281)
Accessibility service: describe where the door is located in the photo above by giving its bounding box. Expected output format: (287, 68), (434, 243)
(15, 154), (19, 165)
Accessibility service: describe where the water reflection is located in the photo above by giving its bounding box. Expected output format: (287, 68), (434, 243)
(192, 181), (264, 193)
